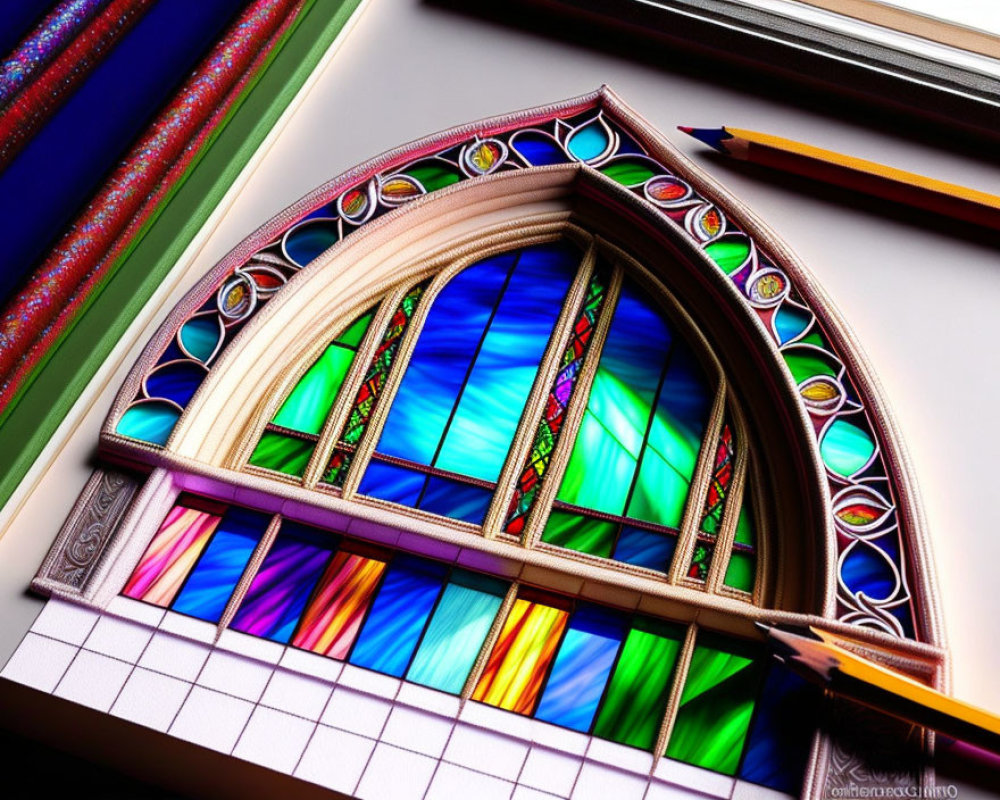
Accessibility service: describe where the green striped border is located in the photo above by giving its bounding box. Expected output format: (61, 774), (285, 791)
(0, 0), (365, 510)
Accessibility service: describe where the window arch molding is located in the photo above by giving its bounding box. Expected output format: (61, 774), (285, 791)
(97, 89), (941, 650)
(103, 161), (846, 624)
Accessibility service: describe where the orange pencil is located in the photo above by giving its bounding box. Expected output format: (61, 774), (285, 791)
(680, 126), (1000, 231)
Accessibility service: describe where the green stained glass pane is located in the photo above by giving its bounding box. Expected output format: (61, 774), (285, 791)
(626, 448), (688, 529)
(599, 160), (657, 187)
(704, 239), (750, 274)
(249, 432), (315, 476)
(593, 619), (683, 749)
(733, 501), (755, 547)
(406, 163), (461, 193)
(724, 552), (756, 592)
(335, 312), (374, 348)
(820, 419), (876, 477)
(556, 409), (636, 515)
(541, 511), (616, 558)
(271, 344), (355, 435)
(798, 330), (827, 348)
(666, 642), (763, 775)
(782, 350), (838, 384)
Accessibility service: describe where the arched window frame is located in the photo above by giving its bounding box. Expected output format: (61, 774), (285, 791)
(234, 224), (763, 604)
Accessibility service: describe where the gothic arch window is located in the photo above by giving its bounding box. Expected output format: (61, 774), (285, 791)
(25, 88), (945, 800)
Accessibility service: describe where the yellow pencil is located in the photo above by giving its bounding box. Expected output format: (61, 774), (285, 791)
(758, 623), (1000, 754)
(680, 126), (1000, 231)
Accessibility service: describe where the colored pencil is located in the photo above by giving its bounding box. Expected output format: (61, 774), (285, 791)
(679, 126), (1000, 231)
(758, 623), (1000, 754)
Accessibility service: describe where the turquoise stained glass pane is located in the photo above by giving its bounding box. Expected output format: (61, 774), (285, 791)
(557, 406), (636, 514)
(627, 347), (710, 529)
(407, 573), (506, 694)
(554, 279), (711, 541)
(820, 418), (876, 477)
(179, 316), (222, 362)
(116, 402), (181, 445)
(556, 283), (670, 513)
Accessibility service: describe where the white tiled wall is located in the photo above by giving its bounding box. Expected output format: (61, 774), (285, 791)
(1, 598), (792, 800)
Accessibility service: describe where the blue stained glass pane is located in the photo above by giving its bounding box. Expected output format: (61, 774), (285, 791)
(419, 477), (492, 525)
(536, 606), (625, 731)
(230, 523), (336, 643)
(375, 254), (514, 466)
(358, 460), (426, 506)
(840, 542), (896, 602)
(145, 362), (206, 408)
(407, 576), (505, 694)
(284, 219), (339, 267)
(613, 526), (676, 571)
(437, 242), (577, 482)
(740, 664), (819, 792)
(349, 556), (448, 677)
(510, 132), (568, 166)
(172, 508), (270, 623)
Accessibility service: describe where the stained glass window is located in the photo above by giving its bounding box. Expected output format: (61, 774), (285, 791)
(542, 278), (713, 575)
(124, 496), (271, 623)
(665, 635), (764, 774)
(243, 234), (758, 597)
(248, 309), (375, 477)
(359, 241), (578, 524)
(725, 486), (758, 593)
(122, 494), (811, 789)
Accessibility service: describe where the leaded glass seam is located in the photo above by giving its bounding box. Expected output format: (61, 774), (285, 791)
(653, 620), (700, 761)
(460, 579), (521, 699)
(666, 377), (728, 586)
(239, 303), (380, 479)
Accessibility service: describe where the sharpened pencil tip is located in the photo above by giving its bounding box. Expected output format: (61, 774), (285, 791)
(678, 126), (732, 153)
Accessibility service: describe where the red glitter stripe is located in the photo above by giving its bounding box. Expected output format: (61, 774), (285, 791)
(0, 0), (306, 411)
(0, 0), (156, 171)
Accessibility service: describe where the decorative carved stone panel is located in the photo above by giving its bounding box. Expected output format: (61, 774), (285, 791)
(33, 469), (139, 596)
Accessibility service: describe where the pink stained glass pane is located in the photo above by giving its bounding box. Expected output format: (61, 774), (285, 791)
(123, 504), (222, 606)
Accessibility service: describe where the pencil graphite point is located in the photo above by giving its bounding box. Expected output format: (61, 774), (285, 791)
(678, 126), (732, 153)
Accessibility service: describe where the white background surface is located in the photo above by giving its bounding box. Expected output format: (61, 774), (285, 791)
(3, 0), (1000, 723)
